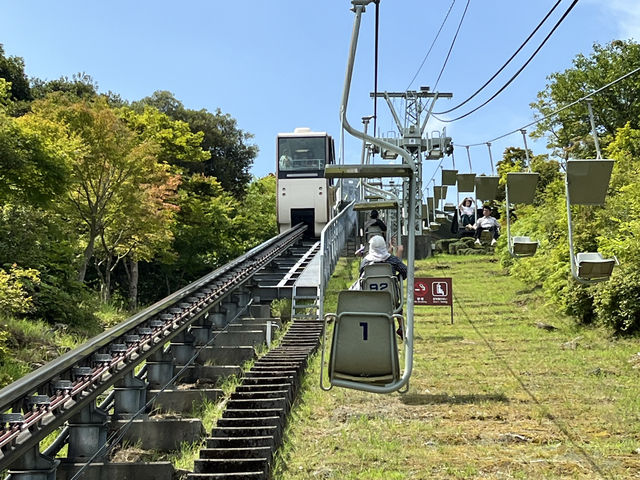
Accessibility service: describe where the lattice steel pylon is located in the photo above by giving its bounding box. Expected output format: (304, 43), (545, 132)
(371, 87), (452, 235)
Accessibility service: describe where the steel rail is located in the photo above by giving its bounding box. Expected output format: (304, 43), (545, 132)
(0, 225), (305, 472)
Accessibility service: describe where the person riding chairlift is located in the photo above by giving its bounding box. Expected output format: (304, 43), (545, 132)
(470, 205), (500, 246)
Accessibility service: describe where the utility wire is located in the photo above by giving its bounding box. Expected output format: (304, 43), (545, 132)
(433, 0), (471, 92)
(406, 0), (456, 91)
(456, 64), (640, 148)
(434, 0), (562, 115)
(432, 0), (579, 123)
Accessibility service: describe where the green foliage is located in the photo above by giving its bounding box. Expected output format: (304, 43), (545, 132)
(0, 107), (70, 206)
(531, 40), (640, 157)
(594, 267), (640, 333)
(136, 91), (258, 197)
(0, 44), (31, 103)
(271, 298), (292, 321)
(0, 265), (39, 316)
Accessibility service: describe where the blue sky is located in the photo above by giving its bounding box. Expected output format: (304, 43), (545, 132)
(1, 0), (638, 194)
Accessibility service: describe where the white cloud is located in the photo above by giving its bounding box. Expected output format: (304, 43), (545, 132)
(594, 0), (640, 40)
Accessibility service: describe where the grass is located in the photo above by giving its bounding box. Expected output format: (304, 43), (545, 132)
(272, 254), (640, 479)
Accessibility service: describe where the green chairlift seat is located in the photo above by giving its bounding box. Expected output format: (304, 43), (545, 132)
(511, 236), (538, 257)
(475, 175), (500, 201)
(575, 252), (617, 280)
(328, 290), (400, 386)
(457, 173), (476, 193)
(442, 169), (458, 186)
(565, 159), (617, 283)
(506, 172), (540, 257)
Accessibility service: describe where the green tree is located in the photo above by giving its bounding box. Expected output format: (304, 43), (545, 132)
(531, 40), (640, 157)
(0, 81), (69, 206)
(136, 91), (258, 196)
(0, 44), (31, 104)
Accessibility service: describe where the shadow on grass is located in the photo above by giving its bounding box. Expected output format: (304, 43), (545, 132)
(400, 392), (509, 405)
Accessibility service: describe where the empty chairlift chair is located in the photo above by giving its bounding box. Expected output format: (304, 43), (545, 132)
(565, 159), (618, 283)
(326, 290), (402, 388)
(505, 172), (540, 257)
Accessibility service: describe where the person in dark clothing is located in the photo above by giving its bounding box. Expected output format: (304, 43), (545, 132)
(364, 210), (387, 242)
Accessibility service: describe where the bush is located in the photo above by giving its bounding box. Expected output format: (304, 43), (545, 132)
(435, 239), (457, 253)
(0, 265), (40, 316)
(594, 268), (640, 334)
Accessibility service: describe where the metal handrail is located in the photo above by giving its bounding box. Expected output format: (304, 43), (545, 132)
(0, 225), (304, 413)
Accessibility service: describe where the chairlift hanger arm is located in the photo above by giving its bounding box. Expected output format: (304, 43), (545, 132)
(420, 93), (440, 136)
(383, 92), (404, 132)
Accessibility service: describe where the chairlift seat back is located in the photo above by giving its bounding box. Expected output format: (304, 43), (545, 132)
(512, 236), (538, 257)
(362, 263), (393, 278)
(361, 269), (402, 312)
(443, 203), (456, 212)
(329, 291), (399, 384)
(427, 197), (434, 212)
(475, 175), (500, 201)
(434, 186), (448, 203)
(506, 172), (539, 204)
(576, 252), (616, 279)
(566, 159), (614, 205)
(442, 169), (458, 186)
(365, 224), (384, 242)
(457, 173), (476, 192)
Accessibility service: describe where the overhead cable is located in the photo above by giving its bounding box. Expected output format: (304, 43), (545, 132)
(406, 0), (456, 91)
(433, 0), (471, 92)
(456, 64), (640, 148)
(433, 0), (579, 123)
(434, 0), (562, 115)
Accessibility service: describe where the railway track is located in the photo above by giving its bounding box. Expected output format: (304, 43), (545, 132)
(0, 225), (325, 480)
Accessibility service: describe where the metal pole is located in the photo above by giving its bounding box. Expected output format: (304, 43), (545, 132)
(520, 129), (531, 168)
(486, 142), (495, 174)
(586, 99), (602, 159)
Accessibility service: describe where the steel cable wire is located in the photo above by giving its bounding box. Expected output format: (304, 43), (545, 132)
(433, 0), (579, 124)
(434, 0), (563, 115)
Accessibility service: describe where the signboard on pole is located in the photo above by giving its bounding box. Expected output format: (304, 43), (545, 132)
(414, 277), (453, 323)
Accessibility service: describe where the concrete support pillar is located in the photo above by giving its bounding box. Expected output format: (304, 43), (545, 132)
(113, 371), (147, 420)
(222, 300), (237, 323)
(66, 402), (108, 462)
(8, 445), (59, 480)
(146, 348), (175, 389)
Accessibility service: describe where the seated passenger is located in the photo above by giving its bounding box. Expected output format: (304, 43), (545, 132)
(360, 235), (408, 339)
(360, 235), (407, 281)
(364, 210), (387, 242)
(472, 206), (500, 246)
(458, 197), (475, 227)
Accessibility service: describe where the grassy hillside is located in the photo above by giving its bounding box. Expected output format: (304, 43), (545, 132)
(273, 255), (640, 479)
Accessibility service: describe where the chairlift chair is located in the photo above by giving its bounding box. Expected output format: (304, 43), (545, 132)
(324, 290), (404, 390)
(456, 173), (476, 193)
(474, 175), (500, 201)
(565, 159), (617, 283)
(442, 169), (458, 186)
(505, 172), (540, 258)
